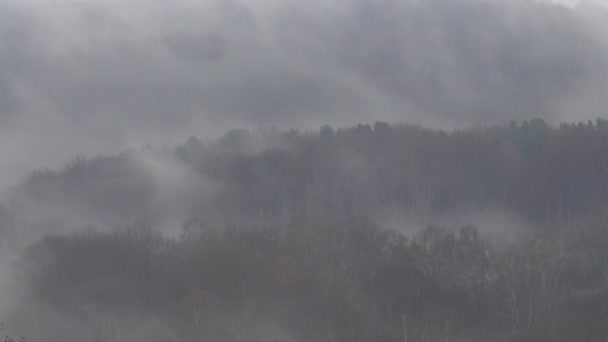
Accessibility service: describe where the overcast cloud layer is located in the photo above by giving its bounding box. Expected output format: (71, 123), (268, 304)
(0, 0), (608, 189)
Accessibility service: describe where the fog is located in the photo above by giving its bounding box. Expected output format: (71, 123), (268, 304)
(0, 0), (607, 188)
(1, 0), (608, 341)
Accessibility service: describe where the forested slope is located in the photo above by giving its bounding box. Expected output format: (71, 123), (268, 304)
(3, 120), (608, 341)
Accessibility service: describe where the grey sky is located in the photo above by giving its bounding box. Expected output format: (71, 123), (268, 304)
(0, 0), (608, 189)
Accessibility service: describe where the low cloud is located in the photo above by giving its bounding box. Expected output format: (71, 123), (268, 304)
(0, 0), (607, 187)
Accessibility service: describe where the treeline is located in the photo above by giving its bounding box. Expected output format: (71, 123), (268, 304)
(182, 118), (608, 224)
(16, 118), (608, 229)
(10, 215), (608, 341)
(4, 119), (608, 341)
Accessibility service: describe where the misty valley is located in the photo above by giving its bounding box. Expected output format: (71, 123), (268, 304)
(2, 0), (608, 340)
(1, 121), (608, 341)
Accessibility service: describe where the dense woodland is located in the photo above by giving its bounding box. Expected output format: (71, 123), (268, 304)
(3, 119), (608, 341)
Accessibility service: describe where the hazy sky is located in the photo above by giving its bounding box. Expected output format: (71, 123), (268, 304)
(0, 0), (608, 189)
(553, 0), (608, 5)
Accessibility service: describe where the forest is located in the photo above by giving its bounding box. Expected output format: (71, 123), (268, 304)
(1, 119), (608, 341)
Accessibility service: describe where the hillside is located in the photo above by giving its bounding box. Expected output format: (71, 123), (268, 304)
(1, 120), (608, 341)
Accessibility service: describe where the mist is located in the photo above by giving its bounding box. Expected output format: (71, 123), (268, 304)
(1, 0), (608, 341)
(0, 0), (607, 187)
